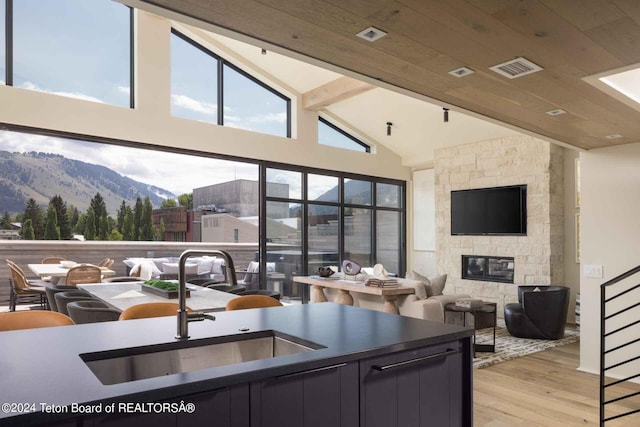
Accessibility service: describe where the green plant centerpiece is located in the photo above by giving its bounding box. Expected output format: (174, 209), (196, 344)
(141, 280), (190, 299)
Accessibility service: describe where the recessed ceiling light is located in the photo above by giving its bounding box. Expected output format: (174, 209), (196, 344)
(605, 134), (623, 139)
(490, 57), (543, 79)
(448, 67), (475, 78)
(545, 109), (566, 116)
(356, 26), (387, 42)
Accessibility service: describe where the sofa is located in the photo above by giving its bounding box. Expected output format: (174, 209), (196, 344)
(320, 273), (469, 323)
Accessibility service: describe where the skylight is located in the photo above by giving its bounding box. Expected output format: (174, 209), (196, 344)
(599, 67), (640, 105)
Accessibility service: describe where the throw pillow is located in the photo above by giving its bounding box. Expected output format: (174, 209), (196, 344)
(405, 270), (432, 298)
(429, 274), (447, 296)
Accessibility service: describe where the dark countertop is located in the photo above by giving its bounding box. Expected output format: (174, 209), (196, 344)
(0, 303), (472, 425)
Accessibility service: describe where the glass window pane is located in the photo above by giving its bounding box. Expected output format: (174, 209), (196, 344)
(13, 0), (130, 107)
(308, 204), (340, 272)
(318, 118), (368, 152)
(344, 207), (371, 268)
(223, 64), (288, 137)
(377, 183), (401, 208)
(308, 174), (338, 202)
(266, 168), (301, 199)
(344, 179), (371, 206)
(0, 0), (5, 84)
(267, 201), (302, 298)
(376, 211), (400, 275)
(171, 32), (218, 124)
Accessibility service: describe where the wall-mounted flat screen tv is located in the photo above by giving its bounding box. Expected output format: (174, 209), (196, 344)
(451, 185), (527, 235)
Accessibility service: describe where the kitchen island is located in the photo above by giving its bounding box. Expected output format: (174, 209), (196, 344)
(0, 303), (473, 426)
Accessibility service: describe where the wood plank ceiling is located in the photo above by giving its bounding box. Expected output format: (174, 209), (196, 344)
(139, 0), (640, 150)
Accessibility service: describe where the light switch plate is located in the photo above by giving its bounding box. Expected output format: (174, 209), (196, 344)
(584, 264), (603, 278)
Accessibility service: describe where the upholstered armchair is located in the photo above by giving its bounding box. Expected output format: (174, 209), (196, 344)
(504, 286), (570, 340)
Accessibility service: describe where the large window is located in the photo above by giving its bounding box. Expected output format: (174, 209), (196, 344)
(1, 0), (5, 84)
(318, 117), (370, 153)
(171, 30), (291, 138)
(11, 0), (131, 107)
(265, 166), (404, 290)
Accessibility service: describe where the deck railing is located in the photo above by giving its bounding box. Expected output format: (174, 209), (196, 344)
(600, 265), (640, 425)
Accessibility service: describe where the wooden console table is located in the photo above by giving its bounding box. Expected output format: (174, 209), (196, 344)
(293, 276), (414, 314)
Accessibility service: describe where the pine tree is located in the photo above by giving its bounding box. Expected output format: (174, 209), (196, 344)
(1, 211), (11, 229)
(122, 207), (135, 241)
(84, 208), (96, 241)
(44, 205), (60, 240)
(69, 205), (80, 231)
(23, 198), (44, 239)
(90, 193), (107, 238)
(133, 197), (143, 240)
(140, 197), (153, 241)
(50, 195), (71, 239)
(116, 200), (127, 233)
(99, 212), (109, 240)
(22, 219), (35, 240)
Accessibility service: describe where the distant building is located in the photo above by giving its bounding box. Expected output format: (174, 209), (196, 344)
(152, 206), (192, 241)
(193, 179), (289, 218)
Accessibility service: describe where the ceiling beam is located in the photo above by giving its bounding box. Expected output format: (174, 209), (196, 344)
(302, 76), (375, 110)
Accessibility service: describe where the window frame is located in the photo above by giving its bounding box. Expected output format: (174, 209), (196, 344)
(318, 116), (370, 153)
(171, 28), (292, 138)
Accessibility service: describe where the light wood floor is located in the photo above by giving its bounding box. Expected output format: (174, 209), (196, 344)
(474, 341), (640, 426)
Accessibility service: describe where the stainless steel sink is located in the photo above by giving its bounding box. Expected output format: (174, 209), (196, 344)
(81, 331), (323, 385)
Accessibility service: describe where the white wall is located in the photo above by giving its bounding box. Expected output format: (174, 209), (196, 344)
(580, 143), (640, 377)
(563, 149), (580, 323)
(409, 169), (437, 277)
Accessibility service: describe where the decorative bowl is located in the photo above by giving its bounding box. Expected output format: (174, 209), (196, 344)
(316, 267), (335, 278)
(60, 261), (77, 268)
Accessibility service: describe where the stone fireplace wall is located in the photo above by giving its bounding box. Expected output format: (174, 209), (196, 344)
(435, 135), (564, 316)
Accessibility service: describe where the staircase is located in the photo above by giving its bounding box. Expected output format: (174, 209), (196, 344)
(600, 265), (640, 425)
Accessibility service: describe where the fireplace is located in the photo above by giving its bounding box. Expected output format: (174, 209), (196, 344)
(462, 255), (514, 283)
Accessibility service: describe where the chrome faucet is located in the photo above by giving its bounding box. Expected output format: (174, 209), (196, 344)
(176, 249), (237, 340)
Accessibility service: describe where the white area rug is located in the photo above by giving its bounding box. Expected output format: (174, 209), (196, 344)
(473, 320), (579, 369)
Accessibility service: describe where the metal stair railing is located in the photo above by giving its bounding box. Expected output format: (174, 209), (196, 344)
(600, 265), (640, 426)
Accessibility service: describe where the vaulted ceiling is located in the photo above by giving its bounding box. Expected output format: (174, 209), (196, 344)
(134, 0), (640, 152)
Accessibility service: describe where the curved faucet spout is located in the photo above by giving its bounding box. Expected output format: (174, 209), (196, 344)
(176, 249), (237, 340)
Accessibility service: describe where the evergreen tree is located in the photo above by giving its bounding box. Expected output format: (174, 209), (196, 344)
(133, 197), (143, 241)
(90, 193), (107, 238)
(44, 205), (60, 240)
(140, 197), (153, 241)
(75, 213), (87, 235)
(178, 193), (193, 210)
(22, 219), (35, 240)
(84, 208), (96, 241)
(23, 198), (44, 239)
(50, 195), (71, 239)
(122, 207), (135, 241)
(68, 205), (80, 231)
(99, 213), (109, 240)
(161, 198), (177, 208)
(116, 200), (127, 233)
(1, 211), (11, 229)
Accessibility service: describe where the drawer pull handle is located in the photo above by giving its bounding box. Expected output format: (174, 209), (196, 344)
(277, 363), (347, 380)
(372, 348), (457, 372)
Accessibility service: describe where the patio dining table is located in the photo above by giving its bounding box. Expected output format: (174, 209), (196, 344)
(28, 263), (115, 286)
(77, 281), (238, 313)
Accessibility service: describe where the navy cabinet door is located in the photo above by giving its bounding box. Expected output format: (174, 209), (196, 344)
(360, 339), (471, 427)
(250, 362), (358, 427)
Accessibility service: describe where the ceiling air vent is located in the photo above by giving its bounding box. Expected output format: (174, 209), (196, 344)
(356, 26), (387, 42)
(448, 66), (475, 78)
(489, 57), (543, 79)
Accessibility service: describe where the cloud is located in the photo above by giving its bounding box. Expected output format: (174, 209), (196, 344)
(171, 94), (217, 116)
(117, 86), (130, 95)
(247, 112), (287, 124)
(19, 81), (105, 103)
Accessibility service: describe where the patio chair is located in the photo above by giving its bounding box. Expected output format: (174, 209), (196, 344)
(97, 258), (114, 269)
(66, 300), (120, 324)
(65, 264), (102, 286)
(118, 302), (192, 320)
(54, 291), (98, 316)
(6, 260), (48, 312)
(45, 285), (90, 312)
(41, 256), (66, 264)
(0, 311), (74, 331)
(226, 295), (282, 311)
